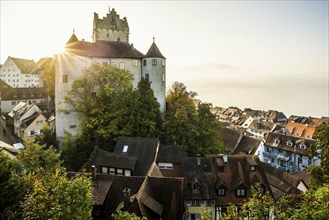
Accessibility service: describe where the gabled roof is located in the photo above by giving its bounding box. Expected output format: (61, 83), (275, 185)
(232, 136), (261, 155)
(65, 38), (144, 59)
(144, 42), (165, 58)
(95, 137), (160, 176)
(156, 144), (184, 163)
(66, 33), (79, 45)
(1, 87), (48, 101)
(220, 127), (243, 153)
(265, 132), (316, 155)
(10, 57), (38, 74)
(262, 162), (306, 200)
(93, 175), (184, 219)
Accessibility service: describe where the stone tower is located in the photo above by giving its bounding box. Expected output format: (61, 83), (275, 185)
(142, 38), (166, 113)
(93, 8), (129, 43)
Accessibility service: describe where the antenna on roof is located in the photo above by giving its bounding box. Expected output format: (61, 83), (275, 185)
(153, 35), (155, 43)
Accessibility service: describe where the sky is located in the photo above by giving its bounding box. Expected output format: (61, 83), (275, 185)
(1, 0), (328, 117)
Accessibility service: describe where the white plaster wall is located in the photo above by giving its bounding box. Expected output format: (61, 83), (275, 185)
(142, 57), (166, 113)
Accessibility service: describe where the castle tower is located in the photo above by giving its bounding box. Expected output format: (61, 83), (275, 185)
(93, 8), (129, 43)
(142, 38), (166, 113)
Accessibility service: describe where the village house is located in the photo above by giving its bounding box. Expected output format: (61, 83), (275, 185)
(182, 155), (272, 220)
(0, 56), (43, 88)
(156, 144), (184, 177)
(7, 101), (52, 143)
(259, 131), (316, 173)
(0, 87), (49, 113)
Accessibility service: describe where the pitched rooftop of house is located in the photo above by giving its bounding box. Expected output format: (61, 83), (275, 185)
(92, 174), (184, 219)
(94, 137), (160, 176)
(156, 144), (184, 163)
(1, 87), (48, 101)
(220, 127), (243, 153)
(65, 34), (144, 59)
(265, 132), (316, 156)
(231, 136), (261, 155)
(10, 57), (39, 74)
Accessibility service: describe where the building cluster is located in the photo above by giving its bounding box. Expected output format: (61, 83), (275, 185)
(0, 6), (327, 220)
(88, 136), (310, 219)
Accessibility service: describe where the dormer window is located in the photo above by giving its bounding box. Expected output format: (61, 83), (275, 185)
(122, 145), (128, 153)
(192, 183), (200, 194)
(217, 186), (226, 196)
(274, 138), (280, 145)
(236, 186), (247, 197)
(299, 144), (307, 150)
(286, 140), (293, 147)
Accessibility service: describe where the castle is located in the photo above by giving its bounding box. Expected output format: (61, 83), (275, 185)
(55, 8), (166, 140)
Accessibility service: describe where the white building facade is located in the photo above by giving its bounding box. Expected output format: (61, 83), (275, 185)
(55, 8), (166, 140)
(0, 57), (43, 88)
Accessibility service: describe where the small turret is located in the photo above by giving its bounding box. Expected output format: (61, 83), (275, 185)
(142, 37), (166, 113)
(65, 30), (78, 46)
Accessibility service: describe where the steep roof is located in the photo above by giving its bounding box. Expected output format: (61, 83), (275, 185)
(144, 42), (165, 58)
(1, 87), (48, 101)
(66, 33), (79, 45)
(65, 38), (144, 59)
(95, 137), (160, 176)
(93, 175), (184, 219)
(220, 127), (243, 153)
(232, 136), (261, 155)
(156, 144), (184, 163)
(10, 57), (38, 74)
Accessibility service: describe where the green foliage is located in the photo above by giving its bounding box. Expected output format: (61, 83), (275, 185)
(0, 143), (93, 219)
(163, 82), (224, 156)
(34, 126), (58, 150)
(0, 153), (26, 220)
(308, 121), (329, 187)
(221, 203), (238, 220)
(112, 211), (147, 220)
(17, 142), (62, 175)
(21, 170), (93, 220)
(38, 57), (55, 111)
(200, 207), (212, 220)
(241, 183), (275, 219)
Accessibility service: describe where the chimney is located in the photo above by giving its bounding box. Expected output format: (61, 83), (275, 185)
(91, 165), (96, 180)
(123, 188), (131, 211)
(223, 155), (228, 163)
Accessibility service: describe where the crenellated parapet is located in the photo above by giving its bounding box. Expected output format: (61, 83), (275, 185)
(93, 8), (129, 43)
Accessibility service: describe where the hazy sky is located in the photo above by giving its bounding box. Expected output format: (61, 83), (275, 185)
(1, 0), (328, 117)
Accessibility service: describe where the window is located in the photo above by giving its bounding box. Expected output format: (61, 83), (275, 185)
(111, 62), (116, 67)
(69, 125), (76, 129)
(152, 59), (157, 66)
(158, 162), (173, 170)
(101, 167), (108, 174)
(119, 62), (125, 69)
(133, 60), (138, 67)
(124, 170), (131, 176)
(162, 73), (165, 82)
(145, 74), (149, 81)
(62, 75), (68, 83)
(191, 200), (200, 206)
(236, 187), (246, 197)
(116, 169), (123, 176)
(192, 184), (200, 194)
(162, 59), (165, 66)
(251, 165), (256, 171)
(143, 60), (147, 66)
(36, 120), (43, 125)
(122, 145), (128, 153)
(11, 101), (16, 106)
(286, 140), (293, 146)
(30, 130), (36, 136)
(217, 187), (226, 196)
(109, 168), (115, 175)
(299, 144), (307, 150)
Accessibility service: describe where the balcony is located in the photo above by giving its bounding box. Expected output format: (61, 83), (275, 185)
(277, 154), (290, 161)
(263, 151), (276, 158)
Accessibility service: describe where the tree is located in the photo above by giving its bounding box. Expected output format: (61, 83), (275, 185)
(0, 153), (26, 220)
(308, 121), (329, 187)
(127, 78), (162, 138)
(163, 82), (224, 156)
(34, 126), (58, 150)
(38, 57), (56, 111)
(112, 211), (147, 220)
(17, 142), (62, 175)
(21, 170), (93, 220)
